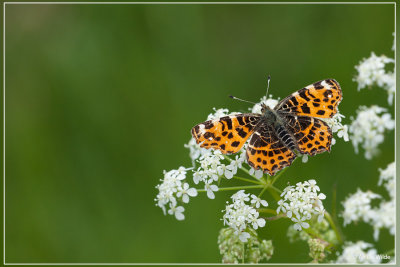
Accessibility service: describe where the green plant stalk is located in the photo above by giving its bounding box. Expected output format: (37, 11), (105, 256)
(197, 184), (264, 193)
(324, 211), (343, 244)
(232, 176), (263, 185)
(267, 187), (281, 201)
(257, 208), (277, 215)
(258, 186), (268, 198)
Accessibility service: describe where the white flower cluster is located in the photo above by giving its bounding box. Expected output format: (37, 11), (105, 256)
(342, 163), (395, 240)
(277, 180), (326, 231)
(155, 167), (197, 220)
(349, 105), (394, 160)
(218, 228), (274, 263)
(378, 162), (395, 198)
(192, 148), (246, 199)
(336, 241), (381, 264)
(354, 52), (395, 105)
(222, 190), (268, 242)
(341, 189), (381, 226)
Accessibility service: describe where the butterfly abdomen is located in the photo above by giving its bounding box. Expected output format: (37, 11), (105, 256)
(275, 125), (297, 152)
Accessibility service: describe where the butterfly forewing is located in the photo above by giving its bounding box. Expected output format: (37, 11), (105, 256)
(191, 114), (261, 154)
(275, 79), (342, 118)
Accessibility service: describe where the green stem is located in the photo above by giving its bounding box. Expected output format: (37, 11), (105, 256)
(242, 243), (245, 263)
(232, 176), (263, 185)
(197, 184), (264, 193)
(258, 208), (277, 215)
(325, 211), (343, 244)
(267, 187), (281, 201)
(258, 186), (268, 198)
(269, 184), (282, 194)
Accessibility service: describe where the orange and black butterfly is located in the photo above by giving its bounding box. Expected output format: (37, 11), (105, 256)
(191, 79), (342, 176)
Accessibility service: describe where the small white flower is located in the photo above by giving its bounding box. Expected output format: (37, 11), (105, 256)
(217, 164), (235, 179)
(205, 179), (218, 199)
(276, 199), (286, 214)
(307, 179), (320, 192)
(285, 202), (296, 219)
(239, 231), (251, 243)
(336, 124), (349, 141)
(291, 216), (310, 231)
(251, 216), (266, 230)
(250, 195), (268, 208)
(177, 183), (198, 203)
(168, 204), (185, 221)
(314, 206), (325, 222)
(249, 167), (264, 179)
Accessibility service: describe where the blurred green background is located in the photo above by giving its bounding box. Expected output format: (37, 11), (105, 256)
(5, 3), (394, 263)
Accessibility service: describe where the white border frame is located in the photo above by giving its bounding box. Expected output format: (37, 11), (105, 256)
(3, 1), (397, 265)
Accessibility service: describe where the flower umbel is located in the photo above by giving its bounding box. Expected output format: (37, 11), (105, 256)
(222, 190), (268, 242)
(218, 227), (273, 263)
(336, 241), (381, 264)
(349, 105), (394, 160)
(277, 179), (326, 231)
(354, 52), (395, 105)
(155, 167), (197, 220)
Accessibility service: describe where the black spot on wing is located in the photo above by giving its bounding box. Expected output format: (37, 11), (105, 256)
(290, 97), (299, 106)
(299, 90), (310, 101)
(231, 141), (240, 147)
(236, 127), (248, 138)
(204, 132), (215, 139)
(237, 116), (244, 125)
(313, 102), (320, 107)
(204, 121), (214, 130)
(301, 104), (311, 114)
(220, 117), (233, 129)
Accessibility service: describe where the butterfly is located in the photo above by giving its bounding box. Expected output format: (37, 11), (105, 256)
(191, 79), (342, 176)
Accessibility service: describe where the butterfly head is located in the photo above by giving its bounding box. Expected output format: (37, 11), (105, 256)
(260, 102), (271, 113)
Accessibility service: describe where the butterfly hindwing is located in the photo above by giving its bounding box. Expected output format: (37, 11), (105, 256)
(275, 79), (342, 118)
(283, 115), (333, 156)
(191, 114), (261, 154)
(246, 124), (296, 176)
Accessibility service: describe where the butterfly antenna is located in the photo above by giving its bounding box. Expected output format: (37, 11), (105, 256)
(266, 74), (271, 97)
(229, 95), (257, 105)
